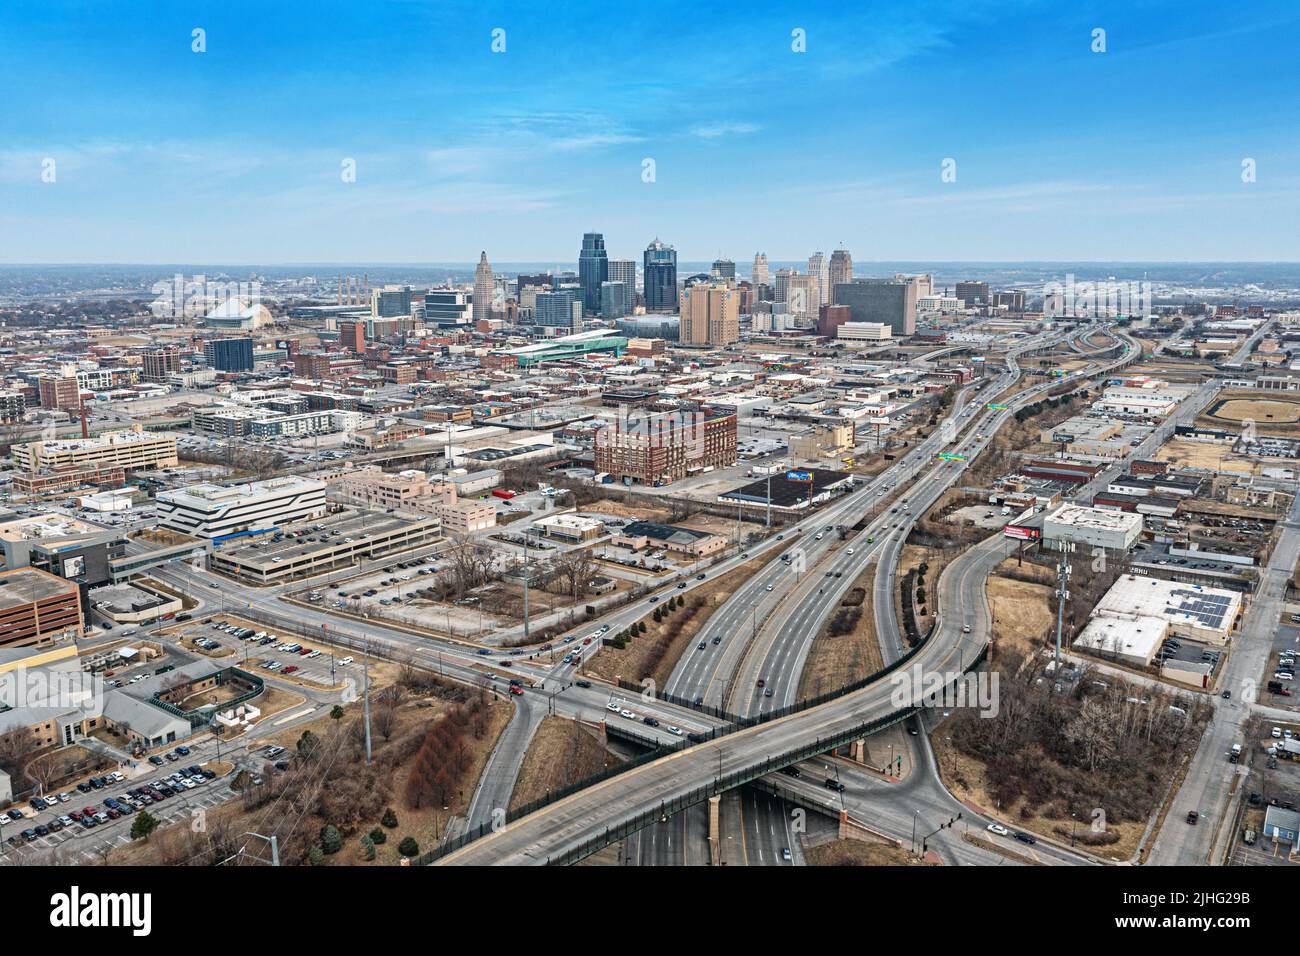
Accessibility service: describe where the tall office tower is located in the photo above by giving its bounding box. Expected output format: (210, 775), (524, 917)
(425, 289), (473, 328)
(608, 259), (637, 300)
(711, 258), (736, 280)
(643, 238), (678, 312)
(829, 248), (853, 289)
(898, 273), (933, 299)
(578, 232), (609, 315)
(473, 251), (494, 323)
(679, 284), (739, 346)
(808, 252), (829, 305)
(833, 277), (920, 336)
(600, 281), (630, 320)
(752, 253), (769, 289)
(535, 289), (581, 330)
(773, 268), (796, 303)
(955, 280), (990, 307)
(786, 274), (820, 322)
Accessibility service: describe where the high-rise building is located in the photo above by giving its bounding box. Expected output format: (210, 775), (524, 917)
(473, 252), (494, 323)
(578, 233), (609, 315)
(643, 238), (678, 312)
(425, 289), (473, 328)
(808, 252), (829, 306)
(711, 258), (736, 280)
(535, 289), (582, 330)
(600, 281), (631, 320)
(204, 337), (255, 372)
(786, 274), (820, 322)
(752, 253), (769, 290)
(956, 280), (990, 307)
(608, 259), (636, 300)
(773, 268), (796, 304)
(338, 321), (365, 354)
(372, 285), (412, 319)
(142, 346), (183, 383)
(829, 248), (853, 289)
(833, 277), (920, 336)
(680, 284), (739, 346)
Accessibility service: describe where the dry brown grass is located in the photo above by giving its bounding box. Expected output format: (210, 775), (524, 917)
(508, 716), (620, 812)
(987, 560), (1055, 659)
(581, 553), (771, 687)
(804, 840), (922, 866)
(798, 563), (882, 700)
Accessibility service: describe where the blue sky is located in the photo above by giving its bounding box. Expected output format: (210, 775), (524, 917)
(0, 0), (1297, 263)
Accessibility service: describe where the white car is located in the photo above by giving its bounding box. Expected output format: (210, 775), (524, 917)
(606, 701), (621, 712)
(339, 656), (354, 666)
(987, 823), (1009, 836)
(619, 709), (636, 720)
(766, 584), (774, 591)
(666, 725), (683, 736)
(846, 548), (855, 555)
(1272, 727), (1282, 738)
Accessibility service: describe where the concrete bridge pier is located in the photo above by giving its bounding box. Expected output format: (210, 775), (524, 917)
(707, 794), (721, 865)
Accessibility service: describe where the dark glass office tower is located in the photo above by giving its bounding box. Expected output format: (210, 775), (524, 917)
(643, 237), (678, 312)
(578, 232), (609, 315)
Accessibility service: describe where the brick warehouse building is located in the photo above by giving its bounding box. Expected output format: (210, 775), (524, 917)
(595, 410), (737, 485)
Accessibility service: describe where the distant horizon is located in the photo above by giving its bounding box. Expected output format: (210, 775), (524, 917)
(3, 1), (1298, 261)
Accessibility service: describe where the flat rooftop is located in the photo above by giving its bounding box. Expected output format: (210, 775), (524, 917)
(0, 568), (79, 611)
(0, 514), (113, 542)
(160, 475), (325, 509)
(1044, 504), (1142, 532)
(216, 508), (437, 566)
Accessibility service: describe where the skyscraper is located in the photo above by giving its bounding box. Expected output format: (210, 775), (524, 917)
(833, 277), (920, 336)
(680, 284), (739, 346)
(643, 238), (678, 312)
(473, 252), (494, 323)
(808, 252), (829, 306)
(600, 281), (630, 320)
(752, 253), (769, 289)
(608, 259), (637, 299)
(711, 258), (736, 280)
(829, 248), (853, 289)
(535, 289), (581, 330)
(578, 232), (609, 315)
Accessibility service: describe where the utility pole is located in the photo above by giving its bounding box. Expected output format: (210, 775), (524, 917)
(363, 646), (372, 764)
(522, 530), (531, 643)
(1054, 550), (1071, 667)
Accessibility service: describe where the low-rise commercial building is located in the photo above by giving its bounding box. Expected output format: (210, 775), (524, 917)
(12, 426), (178, 473)
(0, 568), (83, 651)
(1041, 503), (1143, 553)
(157, 476), (328, 540)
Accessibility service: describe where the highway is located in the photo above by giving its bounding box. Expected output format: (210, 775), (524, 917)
(437, 329), (1139, 865)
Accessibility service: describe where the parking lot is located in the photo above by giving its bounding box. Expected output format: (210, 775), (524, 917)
(199, 617), (351, 686)
(0, 749), (230, 864)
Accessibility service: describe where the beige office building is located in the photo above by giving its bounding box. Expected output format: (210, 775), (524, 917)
(679, 284), (739, 346)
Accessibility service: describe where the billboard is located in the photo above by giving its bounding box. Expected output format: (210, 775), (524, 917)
(786, 470), (813, 483)
(1003, 525), (1040, 541)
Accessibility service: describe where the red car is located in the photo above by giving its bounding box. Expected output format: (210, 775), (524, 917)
(106, 808), (121, 820)
(282, 665), (299, 674)
(583, 637), (592, 645)
(299, 647), (313, 655)
(69, 810), (84, 822)
(509, 685), (524, 696)
(82, 806), (97, 817)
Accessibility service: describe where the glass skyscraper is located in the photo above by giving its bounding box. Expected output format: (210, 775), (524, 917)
(643, 237), (677, 312)
(578, 232), (608, 316)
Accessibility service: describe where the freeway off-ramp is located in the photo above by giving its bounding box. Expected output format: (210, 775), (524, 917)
(437, 331), (1140, 864)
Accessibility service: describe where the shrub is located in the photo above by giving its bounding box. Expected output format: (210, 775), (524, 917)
(321, 824), (342, 855)
(369, 826), (388, 845)
(381, 807), (399, 829)
(398, 836), (419, 858)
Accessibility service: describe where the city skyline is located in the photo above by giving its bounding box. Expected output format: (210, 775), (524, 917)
(1, 0), (1298, 263)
